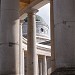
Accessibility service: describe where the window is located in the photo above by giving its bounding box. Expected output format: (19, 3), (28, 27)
(41, 28), (44, 32)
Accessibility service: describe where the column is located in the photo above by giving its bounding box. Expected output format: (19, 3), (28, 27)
(53, 0), (75, 73)
(0, 0), (20, 74)
(19, 21), (24, 75)
(42, 56), (47, 75)
(39, 59), (42, 75)
(27, 9), (38, 75)
(50, 0), (56, 72)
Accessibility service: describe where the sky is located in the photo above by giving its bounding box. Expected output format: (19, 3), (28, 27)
(36, 3), (50, 39)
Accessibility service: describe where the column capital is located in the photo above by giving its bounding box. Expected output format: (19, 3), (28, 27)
(20, 20), (24, 25)
(26, 8), (39, 14)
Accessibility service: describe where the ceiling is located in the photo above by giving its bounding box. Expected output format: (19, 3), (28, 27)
(20, 0), (35, 14)
(19, 0), (50, 16)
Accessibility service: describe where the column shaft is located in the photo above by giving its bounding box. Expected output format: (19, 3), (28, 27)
(39, 59), (42, 75)
(54, 0), (75, 68)
(50, 0), (56, 72)
(51, 0), (75, 74)
(0, 0), (20, 74)
(19, 22), (24, 75)
(27, 10), (38, 75)
(42, 56), (47, 75)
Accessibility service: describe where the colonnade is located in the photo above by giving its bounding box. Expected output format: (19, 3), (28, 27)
(38, 56), (48, 75)
(0, 0), (49, 75)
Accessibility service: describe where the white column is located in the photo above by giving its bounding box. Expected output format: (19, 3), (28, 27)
(42, 56), (47, 75)
(19, 21), (24, 75)
(39, 59), (42, 75)
(0, 0), (20, 74)
(27, 9), (38, 75)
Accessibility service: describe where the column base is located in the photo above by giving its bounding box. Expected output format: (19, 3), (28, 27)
(51, 67), (75, 75)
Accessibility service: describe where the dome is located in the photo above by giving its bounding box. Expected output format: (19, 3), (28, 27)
(24, 15), (43, 22)
(22, 15), (49, 38)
